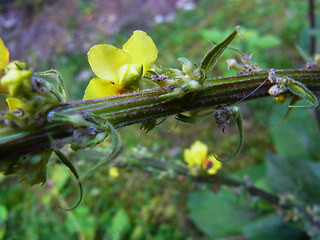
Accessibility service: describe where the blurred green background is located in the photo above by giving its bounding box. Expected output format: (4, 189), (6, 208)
(1, 0), (320, 239)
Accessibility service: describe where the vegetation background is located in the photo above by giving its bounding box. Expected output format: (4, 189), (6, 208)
(0, 0), (320, 239)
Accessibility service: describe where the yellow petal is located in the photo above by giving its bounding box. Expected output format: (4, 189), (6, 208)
(207, 155), (222, 175)
(0, 37), (9, 70)
(184, 148), (195, 167)
(118, 64), (142, 86)
(207, 168), (218, 175)
(6, 97), (21, 111)
(191, 140), (208, 165)
(122, 30), (158, 75)
(83, 78), (123, 100)
(87, 44), (132, 84)
(184, 140), (208, 167)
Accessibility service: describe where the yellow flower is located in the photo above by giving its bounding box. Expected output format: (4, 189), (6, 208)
(0, 37), (30, 110)
(109, 167), (119, 178)
(184, 140), (222, 176)
(83, 30), (158, 100)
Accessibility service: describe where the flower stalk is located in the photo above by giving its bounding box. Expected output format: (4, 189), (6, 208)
(1, 68), (320, 160)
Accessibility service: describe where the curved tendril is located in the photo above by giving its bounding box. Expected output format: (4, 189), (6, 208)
(156, 117), (167, 126)
(215, 111), (244, 162)
(54, 150), (83, 211)
(175, 112), (212, 124)
(80, 120), (123, 180)
(175, 113), (198, 123)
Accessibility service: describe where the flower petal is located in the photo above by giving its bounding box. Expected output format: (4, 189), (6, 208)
(118, 64), (142, 86)
(88, 44), (132, 83)
(83, 78), (123, 100)
(0, 37), (9, 71)
(184, 140), (208, 167)
(6, 97), (21, 111)
(191, 140), (208, 165)
(207, 155), (222, 175)
(122, 30), (158, 75)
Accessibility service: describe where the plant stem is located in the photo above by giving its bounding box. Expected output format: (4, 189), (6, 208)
(1, 69), (320, 159)
(123, 157), (320, 232)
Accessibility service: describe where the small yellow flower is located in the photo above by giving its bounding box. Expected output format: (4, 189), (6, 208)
(83, 30), (158, 100)
(184, 140), (222, 176)
(109, 167), (119, 178)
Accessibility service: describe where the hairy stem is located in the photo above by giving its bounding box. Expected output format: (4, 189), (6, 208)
(1, 69), (320, 159)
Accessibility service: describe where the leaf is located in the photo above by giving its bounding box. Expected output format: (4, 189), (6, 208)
(0, 205), (8, 240)
(80, 121), (123, 179)
(243, 213), (308, 240)
(200, 26), (239, 72)
(287, 80), (319, 108)
(175, 113), (198, 123)
(108, 208), (131, 240)
(67, 206), (96, 238)
(187, 188), (259, 238)
(266, 152), (320, 204)
(269, 104), (320, 159)
(54, 150), (83, 210)
(140, 119), (157, 132)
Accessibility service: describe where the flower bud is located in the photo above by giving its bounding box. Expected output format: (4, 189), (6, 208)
(268, 84), (286, 96)
(182, 80), (200, 92)
(226, 59), (245, 71)
(1, 68), (32, 97)
(178, 57), (193, 75)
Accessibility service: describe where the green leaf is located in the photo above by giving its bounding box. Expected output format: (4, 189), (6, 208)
(67, 206), (96, 238)
(0, 205), (8, 240)
(80, 121), (123, 179)
(269, 104), (320, 159)
(287, 80), (319, 108)
(200, 26), (239, 72)
(108, 208), (131, 240)
(187, 188), (259, 238)
(266, 152), (320, 204)
(54, 150), (83, 210)
(243, 214), (308, 240)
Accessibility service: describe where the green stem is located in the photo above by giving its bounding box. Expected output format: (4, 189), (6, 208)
(1, 69), (320, 159)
